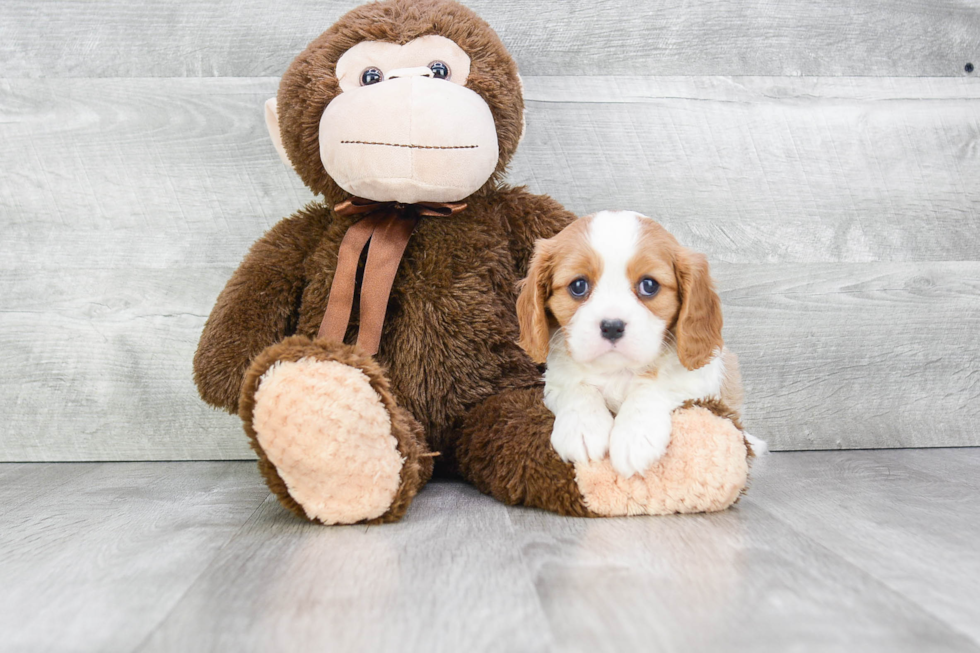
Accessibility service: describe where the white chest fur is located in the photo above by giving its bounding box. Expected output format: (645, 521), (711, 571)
(544, 332), (725, 415)
(543, 331), (727, 477)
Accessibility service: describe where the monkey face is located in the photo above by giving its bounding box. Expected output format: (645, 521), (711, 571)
(274, 0), (525, 204)
(319, 36), (499, 203)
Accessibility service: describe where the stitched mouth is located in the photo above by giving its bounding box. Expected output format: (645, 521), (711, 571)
(340, 140), (478, 150)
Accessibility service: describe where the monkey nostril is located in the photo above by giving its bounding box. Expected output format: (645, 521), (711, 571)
(600, 319), (626, 342)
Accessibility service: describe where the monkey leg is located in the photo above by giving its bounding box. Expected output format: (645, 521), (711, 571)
(239, 336), (433, 525)
(456, 387), (750, 517)
(456, 385), (593, 516)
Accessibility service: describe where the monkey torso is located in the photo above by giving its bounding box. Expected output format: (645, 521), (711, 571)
(290, 187), (571, 460)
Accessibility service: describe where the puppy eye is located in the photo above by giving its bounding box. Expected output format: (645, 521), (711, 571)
(360, 67), (384, 86)
(428, 61), (450, 80)
(637, 277), (660, 297)
(568, 278), (590, 299)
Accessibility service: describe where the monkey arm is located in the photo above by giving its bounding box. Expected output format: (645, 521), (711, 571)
(193, 204), (329, 413)
(500, 187), (576, 278)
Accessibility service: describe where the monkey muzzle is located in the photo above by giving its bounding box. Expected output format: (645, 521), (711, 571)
(319, 74), (499, 204)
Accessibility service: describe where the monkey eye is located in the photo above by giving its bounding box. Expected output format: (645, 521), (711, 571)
(637, 277), (660, 298)
(360, 67), (384, 86)
(428, 61), (450, 80)
(568, 278), (590, 299)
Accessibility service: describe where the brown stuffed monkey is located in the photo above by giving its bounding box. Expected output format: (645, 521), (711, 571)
(193, 0), (750, 525)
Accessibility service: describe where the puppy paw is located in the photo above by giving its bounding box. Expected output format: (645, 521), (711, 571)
(575, 406), (750, 517)
(550, 406), (614, 464)
(609, 408), (672, 477)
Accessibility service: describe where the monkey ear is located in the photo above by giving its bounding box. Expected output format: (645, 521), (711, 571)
(264, 97), (293, 168)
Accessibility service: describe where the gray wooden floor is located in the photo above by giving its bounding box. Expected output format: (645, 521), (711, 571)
(2, 450), (979, 653)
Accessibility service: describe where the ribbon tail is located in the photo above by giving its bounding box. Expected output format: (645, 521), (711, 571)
(355, 213), (419, 355)
(317, 215), (383, 342)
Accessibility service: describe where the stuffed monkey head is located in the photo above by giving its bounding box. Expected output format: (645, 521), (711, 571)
(266, 0), (525, 205)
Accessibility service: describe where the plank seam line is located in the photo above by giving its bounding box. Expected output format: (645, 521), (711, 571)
(127, 492), (272, 653)
(503, 506), (563, 649)
(744, 496), (980, 644)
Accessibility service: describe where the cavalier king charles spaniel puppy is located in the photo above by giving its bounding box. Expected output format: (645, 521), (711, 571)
(518, 210), (754, 478)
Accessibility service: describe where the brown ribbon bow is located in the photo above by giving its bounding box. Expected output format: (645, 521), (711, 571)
(318, 197), (467, 356)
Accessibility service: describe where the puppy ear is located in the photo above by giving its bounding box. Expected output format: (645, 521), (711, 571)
(517, 241), (554, 364)
(674, 248), (724, 370)
(264, 97), (293, 168)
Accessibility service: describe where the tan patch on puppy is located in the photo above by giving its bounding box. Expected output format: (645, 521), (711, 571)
(627, 219), (682, 331)
(720, 349), (744, 415)
(673, 248), (724, 370)
(546, 217), (603, 326)
(517, 216), (600, 363)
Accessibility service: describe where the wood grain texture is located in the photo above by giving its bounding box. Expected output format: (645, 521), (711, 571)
(751, 449), (980, 643)
(510, 495), (978, 652)
(719, 261), (980, 450)
(0, 267), (255, 461)
(0, 462), (269, 653)
(0, 77), (312, 271)
(870, 447), (980, 491)
(138, 482), (554, 653)
(0, 462), (101, 512)
(2, 75), (979, 458)
(2, 261), (977, 460)
(2, 76), (978, 270)
(515, 76), (980, 264)
(3, 453), (979, 652)
(1, 0), (978, 78)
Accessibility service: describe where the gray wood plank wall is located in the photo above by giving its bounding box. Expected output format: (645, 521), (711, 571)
(1, 1), (978, 460)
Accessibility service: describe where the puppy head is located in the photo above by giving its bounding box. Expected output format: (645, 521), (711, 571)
(517, 211), (723, 370)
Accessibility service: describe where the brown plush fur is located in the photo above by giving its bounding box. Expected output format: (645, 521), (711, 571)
(457, 385), (596, 517)
(194, 0), (747, 522)
(194, 0), (575, 519)
(193, 205), (329, 412)
(458, 388), (750, 517)
(277, 0), (524, 204)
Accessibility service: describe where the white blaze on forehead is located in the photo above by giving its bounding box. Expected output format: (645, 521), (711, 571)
(588, 211), (643, 297)
(564, 210), (667, 368)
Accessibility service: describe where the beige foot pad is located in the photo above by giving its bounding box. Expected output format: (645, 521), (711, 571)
(252, 357), (404, 524)
(575, 406), (749, 517)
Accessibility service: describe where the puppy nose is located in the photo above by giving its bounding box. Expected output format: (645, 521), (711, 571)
(600, 319), (626, 342)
